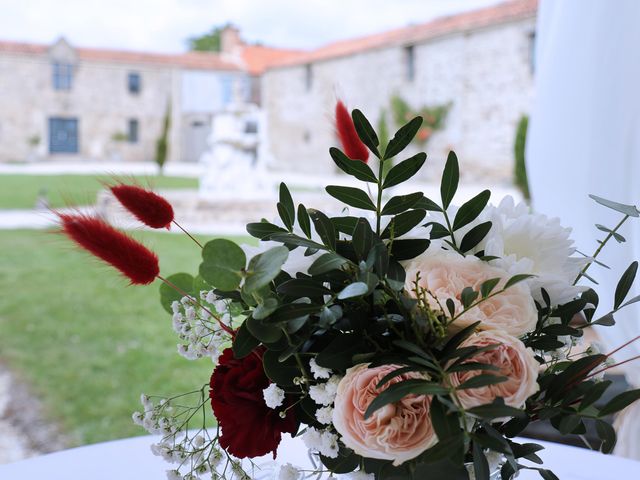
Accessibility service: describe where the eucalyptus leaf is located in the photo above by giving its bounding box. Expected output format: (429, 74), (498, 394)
(244, 246), (289, 294)
(589, 194), (639, 217)
(159, 273), (194, 313)
(337, 282), (369, 299)
(308, 252), (348, 275)
(199, 239), (246, 291)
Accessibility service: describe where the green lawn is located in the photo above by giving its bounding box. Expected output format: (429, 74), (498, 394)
(0, 228), (251, 446)
(0, 174), (198, 209)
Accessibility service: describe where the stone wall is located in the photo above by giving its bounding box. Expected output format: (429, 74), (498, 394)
(262, 16), (536, 183)
(0, 52), (179, 163)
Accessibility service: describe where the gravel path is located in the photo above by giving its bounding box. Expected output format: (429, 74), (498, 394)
(0, 365), (68, 465)
(0, 368), (37, 464)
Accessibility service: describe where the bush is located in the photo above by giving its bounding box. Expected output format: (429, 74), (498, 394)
(514, 115), (530, 200)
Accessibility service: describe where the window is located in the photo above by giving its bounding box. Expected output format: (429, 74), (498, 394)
(244, 120), (258, 134)
(304, 64), (313, 91)
(220, 76), (233, 105)
(404, 45), (415, 82)
(528, 32), (537, 74)
(52, 63), (73, 90)
(128, 72), (141, 94)
(49, 117), (78, 153)
(128, 119), (139, 143)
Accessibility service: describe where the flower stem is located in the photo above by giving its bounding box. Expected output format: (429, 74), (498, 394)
(375, 158), (385, 235)
(574, 214), (629, 285)
(172, 220), (204, 249)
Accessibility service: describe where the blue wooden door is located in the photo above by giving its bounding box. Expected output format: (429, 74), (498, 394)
(49, 117), (78, 153)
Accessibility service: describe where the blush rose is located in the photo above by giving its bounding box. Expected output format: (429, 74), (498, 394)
(332, 363), (437, 466)
(448, 330), (539, 410)
(404, 249), (538, 337)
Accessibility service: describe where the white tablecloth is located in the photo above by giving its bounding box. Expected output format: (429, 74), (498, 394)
(1, 434), (640, 479)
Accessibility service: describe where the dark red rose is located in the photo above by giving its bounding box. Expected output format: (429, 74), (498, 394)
(209, 348), (297, 459)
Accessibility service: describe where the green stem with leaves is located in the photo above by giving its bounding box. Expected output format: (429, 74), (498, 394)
(375, 157), (386, 235)
(574, 214), (630, 285)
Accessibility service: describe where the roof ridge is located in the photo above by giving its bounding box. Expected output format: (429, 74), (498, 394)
(268, 0), (538, 69)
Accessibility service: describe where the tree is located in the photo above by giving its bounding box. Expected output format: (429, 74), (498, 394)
(187, 26), (224, 52)
(155, 101), (171, 175)
(514, 115), (530, 200)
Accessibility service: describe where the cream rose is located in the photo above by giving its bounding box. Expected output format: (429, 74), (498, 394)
(404, 249), (537, 337)
(449, 330), (539, 410)
(332, 363), (437, 466)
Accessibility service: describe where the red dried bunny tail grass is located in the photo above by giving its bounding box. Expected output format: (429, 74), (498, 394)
(335, 100), (369, 163)
(58, 213), (159, 285)
(109, 184), (174, 229)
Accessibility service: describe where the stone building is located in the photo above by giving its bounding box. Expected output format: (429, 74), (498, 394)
(0, 30), (297, 164)
(262, 0), (538, 182)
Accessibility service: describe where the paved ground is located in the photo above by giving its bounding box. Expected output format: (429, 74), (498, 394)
(0, 161), (202, 177)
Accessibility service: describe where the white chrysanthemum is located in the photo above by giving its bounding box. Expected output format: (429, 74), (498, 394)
(278, 463), (301, 480)
(309, 358), (332, 379)
(263, 383), (285, 409)
(484, 196), (587, 306)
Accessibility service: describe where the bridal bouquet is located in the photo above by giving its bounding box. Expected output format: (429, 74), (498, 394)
(58, 104), (640, 480)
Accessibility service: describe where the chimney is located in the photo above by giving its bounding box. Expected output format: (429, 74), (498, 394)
(221, 25), (244, 55)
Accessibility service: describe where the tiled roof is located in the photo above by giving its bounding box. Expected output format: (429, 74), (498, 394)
(240, 45), (305, 75)
(0, 40), (47, 55)
(0, 40), (243, 71)
(270, 0), (538, 69)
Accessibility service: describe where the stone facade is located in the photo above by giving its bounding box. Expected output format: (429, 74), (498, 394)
(0, 38), (251, 164)
(262, 1), (537, 182)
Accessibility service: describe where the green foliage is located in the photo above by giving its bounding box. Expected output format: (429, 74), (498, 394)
(156, 109), (639, 480)
(514, 114), (530, 200)
(155, 101), (171, 174)
(187, 26), (224, 52)
(390, 94), (450, 146)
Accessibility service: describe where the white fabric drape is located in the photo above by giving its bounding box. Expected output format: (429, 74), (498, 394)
(527, 0), (640, 459)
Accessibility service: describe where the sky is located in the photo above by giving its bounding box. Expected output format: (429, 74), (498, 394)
(0, 0), (504, 53)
